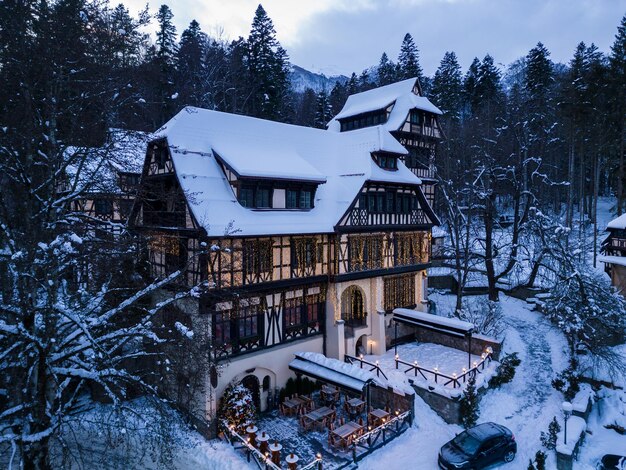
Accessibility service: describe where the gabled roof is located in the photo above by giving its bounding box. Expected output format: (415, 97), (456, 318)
(153, 107), (434, 237)
(327, 77), (442, 133)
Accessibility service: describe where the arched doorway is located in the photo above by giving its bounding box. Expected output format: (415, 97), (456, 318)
(355, 334), (368, 356)
(240, 375), (261, 411)
(341, 285), (367, 327)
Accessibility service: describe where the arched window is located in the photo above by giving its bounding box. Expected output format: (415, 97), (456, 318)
(262, 375), (271, 391)
(341, 286), (367, 327)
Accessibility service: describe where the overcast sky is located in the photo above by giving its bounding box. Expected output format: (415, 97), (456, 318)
(124, 0), (625, 77)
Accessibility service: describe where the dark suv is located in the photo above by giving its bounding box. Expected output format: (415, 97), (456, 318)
(438, 422), (517, 469)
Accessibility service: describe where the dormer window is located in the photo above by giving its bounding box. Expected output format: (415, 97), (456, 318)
(372, 152), (398, 171)
(286, 188), (313, 209)
(238, 184), (272, 208)
(238, 181), (316, 210)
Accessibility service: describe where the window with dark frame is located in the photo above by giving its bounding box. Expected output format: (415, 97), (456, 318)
(238, 304), (259, 339)
(243, 240), (273, 277)
(94, 199), (113, 216)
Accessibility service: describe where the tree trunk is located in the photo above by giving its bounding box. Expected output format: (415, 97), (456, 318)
(484, 192), (498, 302)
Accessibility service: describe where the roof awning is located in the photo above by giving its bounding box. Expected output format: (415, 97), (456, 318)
(288, 352), (380, 393)
(393, 308), (474, 338)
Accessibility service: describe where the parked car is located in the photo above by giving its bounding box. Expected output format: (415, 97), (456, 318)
(438, 422), (517, 469)
(598, 454), (626, 470)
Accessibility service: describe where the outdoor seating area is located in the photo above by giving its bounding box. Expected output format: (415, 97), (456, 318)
(222, 352), (414, 468)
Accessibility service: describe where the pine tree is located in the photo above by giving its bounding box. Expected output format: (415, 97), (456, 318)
(329, 81), (348, 116)
(246, 4), (291, 120)
(609, 15), (626, 213)
(154, 4), (178, 125)
(346, 72), (358, 95)
(459, 374), (479, 428)
(463, 57), (481, 114)
(377, 52), (396, 86)
(431, 51), (463, 120)
(314, 89), (332, 128)
(359, 69), (374, 91)
(177, 20), (208, 107)
(397, 32), (424, 85)
(525, 42), (553, 103)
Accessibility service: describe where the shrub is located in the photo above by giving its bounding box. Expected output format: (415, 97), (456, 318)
(535, 450), (547, 470)
(278, 376), (320, 403)
(540, 417), (561, 450)
(489, 352), (521, 388)
(552, 359), (580, 401)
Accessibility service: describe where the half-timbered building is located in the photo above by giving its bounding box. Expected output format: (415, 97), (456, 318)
(327, 77), (444, 208)
(131, 78), (442, 424)
(64, 129), (148, 234)
(600, 214), (626, 295)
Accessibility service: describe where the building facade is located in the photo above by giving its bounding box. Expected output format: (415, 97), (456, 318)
(600, 213), (626, 295)
(130, 78), (443, 425)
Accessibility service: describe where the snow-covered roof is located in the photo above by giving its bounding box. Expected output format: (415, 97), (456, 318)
(598, 255), (626, 268)
(327, 78), (442, 133)
(393, 308), (475, 336)
(607, 213), (626, 230)
(289, 352), (385, 392)
(155, 107), (434, 237)
(65, 129), (150, 195)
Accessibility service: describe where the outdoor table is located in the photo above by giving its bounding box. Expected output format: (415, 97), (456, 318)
(298, 394), (314, 410)
(345, 397), (365, 417)
(245, 424), (258, 447)
(281, 396), (305, 416)
(300, 406), (336, 431)
(329, 421), (364, 449)
(369, 408), (390, 427)
(257, 431), (270, 454)
(320, 385), (340, 405)
(269, 442), (282, 465)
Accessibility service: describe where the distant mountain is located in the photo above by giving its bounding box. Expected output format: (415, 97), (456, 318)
(289, 64), (348, 93)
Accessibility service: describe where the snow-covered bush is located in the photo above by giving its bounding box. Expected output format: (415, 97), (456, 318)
(218, 383), (256, 431)
(459, 374), (479, 428)
(552, 359), (581, 401)
(488, 352), (521, 388)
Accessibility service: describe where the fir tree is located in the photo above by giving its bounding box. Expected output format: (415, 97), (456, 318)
(609, 15), (626, 213)
(154, 4), (178, 125)
(246, 4), (291, 120)
(346, 72), (359, 95)
(463, 57), (481, 114)
(329, 81), (348, 116)
(524, 42), (553, 103)
(431, 51), (463, 120)
(459, 373), (479, 428)
(397, 32), (424, 84)
(377, 52), (396, 86)
(359, 69), (374, 91)
(177, 20), (208, 107)
(314, 89), (332, 128)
